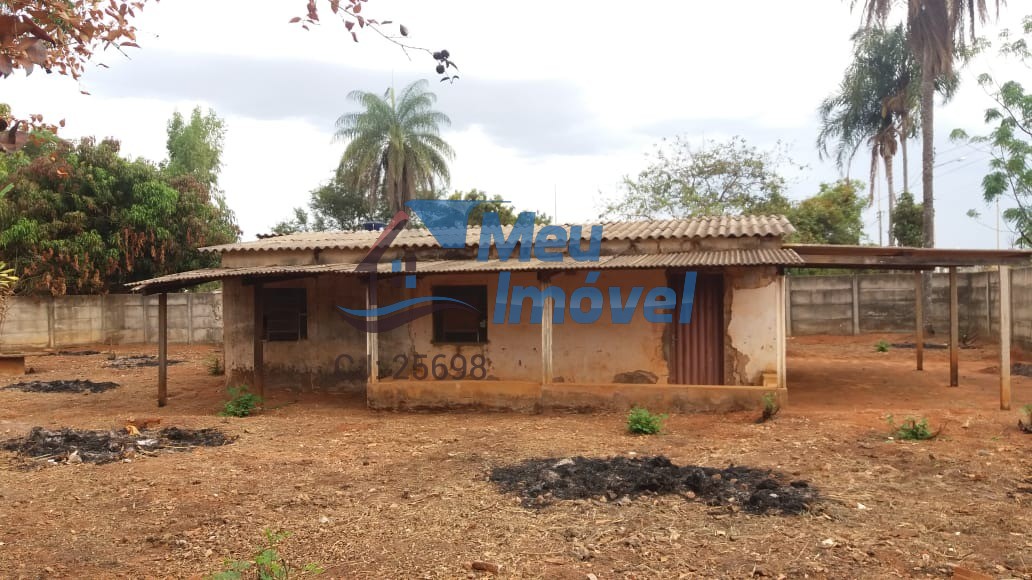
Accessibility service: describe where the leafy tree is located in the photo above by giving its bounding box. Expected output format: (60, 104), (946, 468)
(892, 190), (924, 247)
(272, 176), (391, 235)
(0, 0), (150, 79)
(818, 26), (912, 245)
(448, 189), (552, 226)
(603, 136), (795, 219)
(952, 15), (1032, 248)
(0, 1), (449, 82)
(165, 107), (226, 190)
(0, 137), (238, 295)
(335, 80), (455, 214)
(788, 180), (867, 245)
(855, 0), (1003, 247)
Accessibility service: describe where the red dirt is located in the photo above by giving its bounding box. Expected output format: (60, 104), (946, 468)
(0, 337), (1029, 579)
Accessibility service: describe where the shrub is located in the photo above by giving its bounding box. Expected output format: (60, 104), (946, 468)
(220, 385), (262, 417)
(875, 340), (890, 353)
(759, 392), (780, 422)
(207, 354), (225, 376)
(1020, 404), (1032, 434)
(627, 406), (667, 435)
(208, 528), (323, 580)
(886, 415), (936, 440)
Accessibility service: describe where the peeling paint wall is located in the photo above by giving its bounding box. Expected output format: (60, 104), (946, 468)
(222, 265), (782, 390)
(377, 271), (542, 382)
(223, 275), (367, 390)
(724, 267), (779, 385)
(549, 270), (670, 384)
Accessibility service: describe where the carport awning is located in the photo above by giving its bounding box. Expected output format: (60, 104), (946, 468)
(787, 244), (1032, 269)
(128, 248), (804, 294)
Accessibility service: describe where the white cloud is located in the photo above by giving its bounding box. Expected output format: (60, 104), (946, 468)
(1, 0), (1028, 247)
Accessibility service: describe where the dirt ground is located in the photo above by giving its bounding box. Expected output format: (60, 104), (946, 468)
(0, 335), (1030, 579)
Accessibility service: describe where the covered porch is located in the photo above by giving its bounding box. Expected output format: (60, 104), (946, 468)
(786, 244), (1032, 410)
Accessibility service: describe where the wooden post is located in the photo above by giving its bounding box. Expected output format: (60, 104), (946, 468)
(252, 283), (265, 400)
(539, 274), (553, 385)
(366, 276), (378, 384)
(999, 266), (1011, 410)
(777, 274), (787, 389)
(784, 275), (792, 337)
(949, 267), (959, 387)
(157, 293), (168, 407)
(914, 270), (924, 371)
(851, 274), (861, 335)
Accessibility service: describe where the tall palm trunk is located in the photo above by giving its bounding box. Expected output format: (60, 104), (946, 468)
(919, 56), (935, 248)
(900, 115), (909, 195)
(884, 152), (896, 246)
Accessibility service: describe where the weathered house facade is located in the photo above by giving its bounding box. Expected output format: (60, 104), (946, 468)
(134, 215), (802, 412)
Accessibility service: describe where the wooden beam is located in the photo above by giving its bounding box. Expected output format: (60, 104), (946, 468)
(157, 293), (168, 407)
(366, 276), (378, 384)
(789, 253), (1032, 269)
(999, 266), (1011, 410)
(253, 283), (265, 400)
(949, 267), (959, 387)
(914, 271), (924, 371)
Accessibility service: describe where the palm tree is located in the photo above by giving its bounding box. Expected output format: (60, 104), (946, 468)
(818, 26), (916, 245)
(334, 80), (455, 215)
(854, 0), (1002, 247)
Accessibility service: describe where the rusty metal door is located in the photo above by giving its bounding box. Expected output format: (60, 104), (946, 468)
(673, 273), (724, 385)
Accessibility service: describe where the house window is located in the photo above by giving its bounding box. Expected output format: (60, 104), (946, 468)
(432, 285), (488, 343)
(263, 287), (308, 341)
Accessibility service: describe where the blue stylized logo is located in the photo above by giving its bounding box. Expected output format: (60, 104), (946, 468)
(336, 200), (696, 333)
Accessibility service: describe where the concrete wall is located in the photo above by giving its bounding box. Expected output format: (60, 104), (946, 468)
(787, 267), (1032, 350)
(0, 292), (223, 351)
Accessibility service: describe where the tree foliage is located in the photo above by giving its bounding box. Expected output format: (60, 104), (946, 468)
(292, 1), (458, 82)
(952, 15), (1032, 248)
(335, 80), (455, 215)
(788, 180), (868, 245)
(448, 189), (552, 226)
(602, 136), (796, 219)
(892, 190), (924, 246)
(853, 0), (1003, 247)
(0, 132), (238, 295)
(272, 176), (391, 235)
(165, 107), (225, 190)
(0, 1), (452, 82)
(0, 0), (150, 80)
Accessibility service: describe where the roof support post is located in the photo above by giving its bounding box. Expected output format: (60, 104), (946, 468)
(366, 276), (378, 385)
(253, 283), (265, 400)
(777, 273), (787, 389)
(914, 270), (924, 371)
(999, 265), (1011, 410)
(949, 267), (959, 387)
(539, 272), (553, 385)
(157, 292), (168, 407)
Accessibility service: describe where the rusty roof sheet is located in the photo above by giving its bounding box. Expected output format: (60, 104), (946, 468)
(128, 248), (802, 293)
(202, 215), (795, 253)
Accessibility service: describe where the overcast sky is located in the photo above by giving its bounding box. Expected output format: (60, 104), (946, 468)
(3, 1), (1028, 248)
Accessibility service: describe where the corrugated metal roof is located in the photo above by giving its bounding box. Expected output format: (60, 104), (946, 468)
(202, 215), (795, 253)
(128, 248), (802, 293)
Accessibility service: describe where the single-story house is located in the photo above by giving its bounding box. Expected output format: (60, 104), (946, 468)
(131, 213), (1031, 412)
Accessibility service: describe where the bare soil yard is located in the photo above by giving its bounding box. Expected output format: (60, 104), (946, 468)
(0, 336), (1030, 579)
